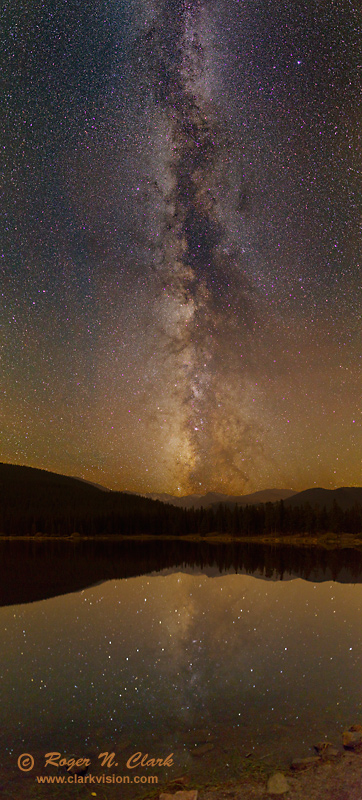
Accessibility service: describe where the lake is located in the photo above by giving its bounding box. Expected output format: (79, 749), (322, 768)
(1, 539), (362, 798)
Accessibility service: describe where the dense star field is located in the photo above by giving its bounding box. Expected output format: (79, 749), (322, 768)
(1, 0), (361, 494)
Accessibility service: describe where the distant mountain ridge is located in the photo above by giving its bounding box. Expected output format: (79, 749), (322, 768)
(143, 487), (362, 511)
(284, 487), (362, 511)
(142, 488), (297, 508)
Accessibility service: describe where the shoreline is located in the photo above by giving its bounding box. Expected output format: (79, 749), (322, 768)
(1, 532), (362, 549)
(196, 749), (362, 800)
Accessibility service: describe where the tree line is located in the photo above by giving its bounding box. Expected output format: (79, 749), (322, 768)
(1, 476), (362, 538)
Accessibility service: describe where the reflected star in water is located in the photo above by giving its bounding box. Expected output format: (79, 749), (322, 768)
(2, 572), (362, 764)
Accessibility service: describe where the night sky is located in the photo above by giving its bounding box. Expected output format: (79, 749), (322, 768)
(2, 0), (362, 495)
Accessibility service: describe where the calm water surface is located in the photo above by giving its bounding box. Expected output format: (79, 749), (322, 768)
(1, 539), (362, 797)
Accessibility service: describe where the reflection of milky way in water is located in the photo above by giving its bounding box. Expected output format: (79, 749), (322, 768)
(1, 572), (362, 792)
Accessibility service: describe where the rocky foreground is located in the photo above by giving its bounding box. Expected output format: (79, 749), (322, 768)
(161, 726), (362, 800)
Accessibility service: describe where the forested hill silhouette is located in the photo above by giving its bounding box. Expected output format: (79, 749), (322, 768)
(1, 463), (362, 537)
(284, 487), (362, 511)
(0, 462), (186, 537)
(0, 462), (109, 494)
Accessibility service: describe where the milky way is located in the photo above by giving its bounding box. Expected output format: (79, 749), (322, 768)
(132, 0), (265, 489)
(1, 0), (362, 493)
